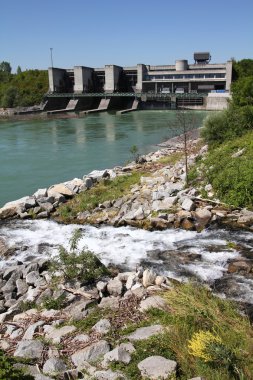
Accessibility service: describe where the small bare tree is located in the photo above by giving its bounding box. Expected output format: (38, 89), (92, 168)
(172, 108), (197, 185)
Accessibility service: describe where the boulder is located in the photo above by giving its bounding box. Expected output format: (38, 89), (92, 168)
(14, 340), (43, 359)
(139, 296), (167, 312)
(194, 208), (212, 227)
(46, 325), (76, 343)
(48, 183), (74, 197)
(99, 297), (120, 310)
(137, 355), (177, 379)
(92, 319), (111, 335)
(0, 196), (30, 219)
(107, 278), (123, 296)
(25, 271), (41, 286)
(181, 198), (195, 212)
(102, 345), (132, 367)
(33, 188), (48, 199)
(127, 325), (163, 341)
(71, 340), (110, 367)
(227, 260), (252, 274)
(143, 269), (156, 288)
(93, 370), (126, 380)
(42, 358), (66, 375)
(152, 197), (177, 211)
(23, 321), (45, 340)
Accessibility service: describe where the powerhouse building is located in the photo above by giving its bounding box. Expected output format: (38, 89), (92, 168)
(48, 53), (232, 95)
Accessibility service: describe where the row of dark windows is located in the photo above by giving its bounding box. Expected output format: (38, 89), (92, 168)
(144, 73), (226, 80)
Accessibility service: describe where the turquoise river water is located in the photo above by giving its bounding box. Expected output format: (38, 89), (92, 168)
(0, 111), (209, 207)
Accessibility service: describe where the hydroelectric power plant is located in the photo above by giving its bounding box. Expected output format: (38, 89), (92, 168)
(43, 52), (232, 114)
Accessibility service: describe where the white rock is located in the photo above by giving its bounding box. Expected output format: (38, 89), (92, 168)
(14, 340), (43, 359)
(143, 269), (156, 288)
(181, 198), (195, 211)
(127, 325), (163, 341)
(42, 358), (66, 375)
(138, 355), (177, 379)
(46, 325), (76, 343)
(139, 296), (167, 312)
(92, 319), (111, 335)
(71, 340), (110, 366)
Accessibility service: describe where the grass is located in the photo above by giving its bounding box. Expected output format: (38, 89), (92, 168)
(57, 171), (146, 222)
(157, 151), (184, 165)
(107, 284), (253, 380)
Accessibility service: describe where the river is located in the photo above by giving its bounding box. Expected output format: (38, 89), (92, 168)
(0, 111), (208, 207)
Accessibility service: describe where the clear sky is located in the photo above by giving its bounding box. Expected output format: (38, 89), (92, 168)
(1, 0), (253, 72)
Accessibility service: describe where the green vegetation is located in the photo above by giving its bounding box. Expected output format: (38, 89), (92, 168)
(0, 350), (34, 380)
(108, 284), (253, 379)
(190, 59), (253, 208)
(0, 61), (48, 108)
(202, 132), (253, 207)
(58, 171), (145, 222)
(50, 229), (109, 284)
(42, 294), (67, 310)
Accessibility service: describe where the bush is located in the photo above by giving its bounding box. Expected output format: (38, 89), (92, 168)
(0, 350), (34, 380)
(201, 106), (253, 147)
(203, 131), (253, 207)
(50, 229), (109, 284)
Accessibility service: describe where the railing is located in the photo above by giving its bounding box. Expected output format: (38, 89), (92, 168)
(46, 92), (208, 98)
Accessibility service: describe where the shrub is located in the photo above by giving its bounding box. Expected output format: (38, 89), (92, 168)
(50, 229), (109, 284)
(0, 350), (34, 380)
(201, 106), (253, 147)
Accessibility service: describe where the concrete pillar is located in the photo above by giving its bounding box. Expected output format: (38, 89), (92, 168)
(136, 64), (146, 93)
(48, 67), (67, 93)
(225, 61), (233, 92)
(74, 66), (94, 93)
(188, 82), (191, 93)
(104, 65), (122, 93)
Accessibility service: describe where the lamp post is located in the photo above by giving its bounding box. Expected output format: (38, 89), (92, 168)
(50, 48), (54, 67)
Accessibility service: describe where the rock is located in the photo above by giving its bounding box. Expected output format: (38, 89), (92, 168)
(99, 297), (120, 310)
(0, 238), (13, 257)
(126, 273), (137, 290)
(42, 358), (66, 375)
(39, 202), (54, 213)
(34, 375), (54, 380)
(71, 340), (110, 367)
(14, 340), (43, 359)
(102, 345), (132, 367)
(107, 278), (123, 296)
(137, 355), (177, 379)
(181, 218), (195, 230)
(237, 210), (253, 225)
(23, 321), (45, 340)
(150, 217), (170, 229)
(194, 208), (212, 227)
(13, 309), (38, 321)
(46, 325), (76, 343)
(92, 319), (111, 335)
(72, 334), (90, 343)
(182, 197), (195, 211)
(83, 177), (93, 189)
(139, 296), (168, 312)
(94, 370), (126, 380)
(143, 269), (156, 288)
(33, 188), (48, 199)
(152, 197), (177, 211)
(25, 271), (41, 285)
(0, 196), (29, 219)
(155, 276), (166, 286)
(16, 279), (29, 296)
(48, 183), (74, 197)
(0, 340), (10, 350)
(96, 281), (108, 292)
(24, 197), (37, 209)
(227, 260), (252, 274)
(64, 299), (96, 321)
(127, 325), (163, 341)
(13, 363), (40, 376)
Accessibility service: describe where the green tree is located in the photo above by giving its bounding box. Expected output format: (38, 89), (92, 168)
(16, 66), (22, 75)
(1, 86), (17, 108)
(0, 61), (12, 74)
(231, 76), (253, 107)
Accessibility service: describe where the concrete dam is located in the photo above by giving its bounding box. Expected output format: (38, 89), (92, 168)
(43, 52), (233, 114)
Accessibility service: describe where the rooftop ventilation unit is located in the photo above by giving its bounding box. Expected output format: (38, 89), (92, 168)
(194, 52), (211, 64)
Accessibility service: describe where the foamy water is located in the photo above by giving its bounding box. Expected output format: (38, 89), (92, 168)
(1, 220), (247, 283)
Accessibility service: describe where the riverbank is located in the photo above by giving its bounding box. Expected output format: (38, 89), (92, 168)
(1, 130), (253, 379)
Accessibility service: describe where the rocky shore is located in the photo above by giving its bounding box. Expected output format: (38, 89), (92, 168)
(1, 132), (253, 231)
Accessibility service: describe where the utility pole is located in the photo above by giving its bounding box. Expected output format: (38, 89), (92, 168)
(50, 48), (54, 67)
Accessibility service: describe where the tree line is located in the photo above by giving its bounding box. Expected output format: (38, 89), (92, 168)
(0, 61), (48, 108)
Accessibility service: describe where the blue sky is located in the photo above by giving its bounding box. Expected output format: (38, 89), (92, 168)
(1, 0), (253, 72)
